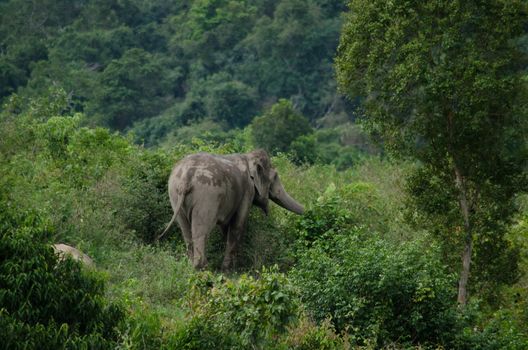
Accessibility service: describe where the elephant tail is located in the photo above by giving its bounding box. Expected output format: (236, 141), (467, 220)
(156, 213), (177, 242)
(156, 189), (186, 242)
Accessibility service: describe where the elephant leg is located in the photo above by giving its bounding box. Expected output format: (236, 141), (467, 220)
(222, 208), (249, 270)
(191, 207), (217, 269)
(222, 227), (240, 271)
(176, 213), (193, 260)
(220, 225), (229, 240)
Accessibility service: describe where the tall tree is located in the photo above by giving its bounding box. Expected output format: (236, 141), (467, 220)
(251, 99), (312, 154)
(336, 0), (527, 304)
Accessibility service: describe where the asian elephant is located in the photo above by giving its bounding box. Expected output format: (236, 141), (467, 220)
(52, 243), (94, 268)
(157, 149), (304, 270)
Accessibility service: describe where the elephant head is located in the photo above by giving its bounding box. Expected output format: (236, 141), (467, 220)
(247, 149), (304, 215)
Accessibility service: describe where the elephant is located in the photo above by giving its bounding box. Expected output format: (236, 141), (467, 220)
(157, 149), (304, 270)
(52, 243), (94, 267)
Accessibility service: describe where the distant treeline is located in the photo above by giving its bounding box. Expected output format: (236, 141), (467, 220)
(0, 0), (352, 143)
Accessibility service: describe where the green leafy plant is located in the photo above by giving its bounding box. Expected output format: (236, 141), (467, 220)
(251, 99), (313, 155)
(292, 232), (458, 347)
(0, 207), (125, 349)
(175, 267), (299, 348)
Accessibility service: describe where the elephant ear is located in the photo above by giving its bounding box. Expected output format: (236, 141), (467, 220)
(250, 163), (267, 197)
(248, 150), (271, 198)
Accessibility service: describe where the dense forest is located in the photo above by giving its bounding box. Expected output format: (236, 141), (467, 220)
(1, 0), (528, 349)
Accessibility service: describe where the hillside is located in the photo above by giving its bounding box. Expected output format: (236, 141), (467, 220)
(1, 0), (528, 349)
(0, 0), (351, 142)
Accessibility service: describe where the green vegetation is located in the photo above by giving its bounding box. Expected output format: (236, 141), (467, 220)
(0, 0), (349, 141)
(252, 99), (313, 155)
(1, 0), (527, 349)
(0, 207), (125, 349)
(336, 0), (528, 305)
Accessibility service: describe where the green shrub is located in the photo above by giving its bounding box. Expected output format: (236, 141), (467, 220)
(293, 181), (406, 251)
(175, 267), (299, 348)
(251, 99), (313, 154)
(283, 317), (347, 350)
(230, 208), (296, 270)
(32, 114), (133, 190)
(116, 307), (165, 350)
(291, 231), (458, 347)
(290, 133), (318, 165)
(118, 149), (176, 243)
(203, 78), (258, 128)
(289, 125), (377, 169)
(167, 315), (239, 350)
(0, 208), (125, 349)
(454, 300), (528, 350)
(0, 315), (114, 350)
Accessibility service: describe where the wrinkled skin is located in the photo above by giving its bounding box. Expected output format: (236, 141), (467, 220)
(157, 149), (304, 270)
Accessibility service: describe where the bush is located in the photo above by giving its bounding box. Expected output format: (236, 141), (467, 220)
(167, 315), (239, 350)
(222, 208), (296, 270)
(172, 267), (299, 348)
(283, 317), (347, 350)
(35, 114), (133, 189)
(291, 230), (458, 347)
(251, 99), (312, 154)
(293, 181), (409, 250)
(454, 300), (528, 350)
(289, 126), (378, 169)
(203, 78), (258, 128)
(290, 133), (318, 165)
(0, 208), (125, 349)
(118, 149), (176, 243)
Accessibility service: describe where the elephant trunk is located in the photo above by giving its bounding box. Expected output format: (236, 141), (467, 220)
(270, 179), (304, 215)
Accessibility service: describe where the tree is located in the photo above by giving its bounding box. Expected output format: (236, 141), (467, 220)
(202, 76), (258, 128)
(87, 48), (173, 129)
(251, 99), (312, 154)
(336, 0), (527, 305)
(236, 0), (343, 120)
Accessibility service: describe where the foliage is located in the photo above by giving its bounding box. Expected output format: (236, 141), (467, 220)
(87, 48), (175, 129)
(283, 317), (348, 350)
(251, 99), (313, 154)
(453, 299), (528, 350)
(117, 149), (175, 243)
(295, 178), (416, 251)
(0, 207), (125, 349)
(336, 0), (528, 303)
(292, 231), (458, 347)
(202, 75), (258, 128)
(289, 124), (379, 168)
(0, 0), (350, 138)
(1, 92), (179, 244)
(172, 267), (300, 349)
(167, 315), (239, 350)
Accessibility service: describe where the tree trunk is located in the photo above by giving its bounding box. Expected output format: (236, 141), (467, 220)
(454, 165), (472, 305)
(458, 230), (472, 305)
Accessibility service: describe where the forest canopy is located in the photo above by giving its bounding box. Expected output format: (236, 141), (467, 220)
(0, 0), (352, 143)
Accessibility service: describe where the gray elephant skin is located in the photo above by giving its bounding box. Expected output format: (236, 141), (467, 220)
(52, 243), (94, 267)
(158, 149), (304, 269)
